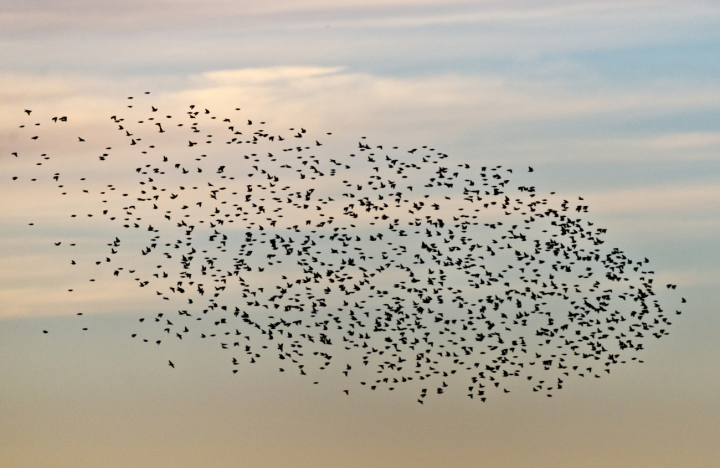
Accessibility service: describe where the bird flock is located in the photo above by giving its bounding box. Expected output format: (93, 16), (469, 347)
(7, 93), (685, 403)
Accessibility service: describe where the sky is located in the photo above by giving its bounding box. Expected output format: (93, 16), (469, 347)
(1, 1), (719, 467)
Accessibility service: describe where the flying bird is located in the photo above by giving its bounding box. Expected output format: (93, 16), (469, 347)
(16, 93), (686, 404)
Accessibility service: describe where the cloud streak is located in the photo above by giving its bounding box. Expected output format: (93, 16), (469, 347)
(3, 0), (719, 34)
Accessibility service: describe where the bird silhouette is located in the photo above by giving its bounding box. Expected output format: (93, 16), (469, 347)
(15, 95), (685, 404)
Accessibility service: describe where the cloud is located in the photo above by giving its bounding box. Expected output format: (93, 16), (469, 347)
(643, 132), (720, 150)
(567, 183), (720, 217)
(2, 0), (719, 52)
(3, 61), (720, 221)
(505, 131), (720, 163)
(203, 67), (346, 85)
(4, 65), (720, 168)
(177, 67), (720, 144)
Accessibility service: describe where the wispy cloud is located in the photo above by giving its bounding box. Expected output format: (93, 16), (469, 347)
(643, 132), (720, 150)
(581, 183), (720, 215)
(3, 0), (719, 45)
(4, 65), (720, 160)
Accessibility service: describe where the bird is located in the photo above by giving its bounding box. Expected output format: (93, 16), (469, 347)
(13, 93), (685, 406)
